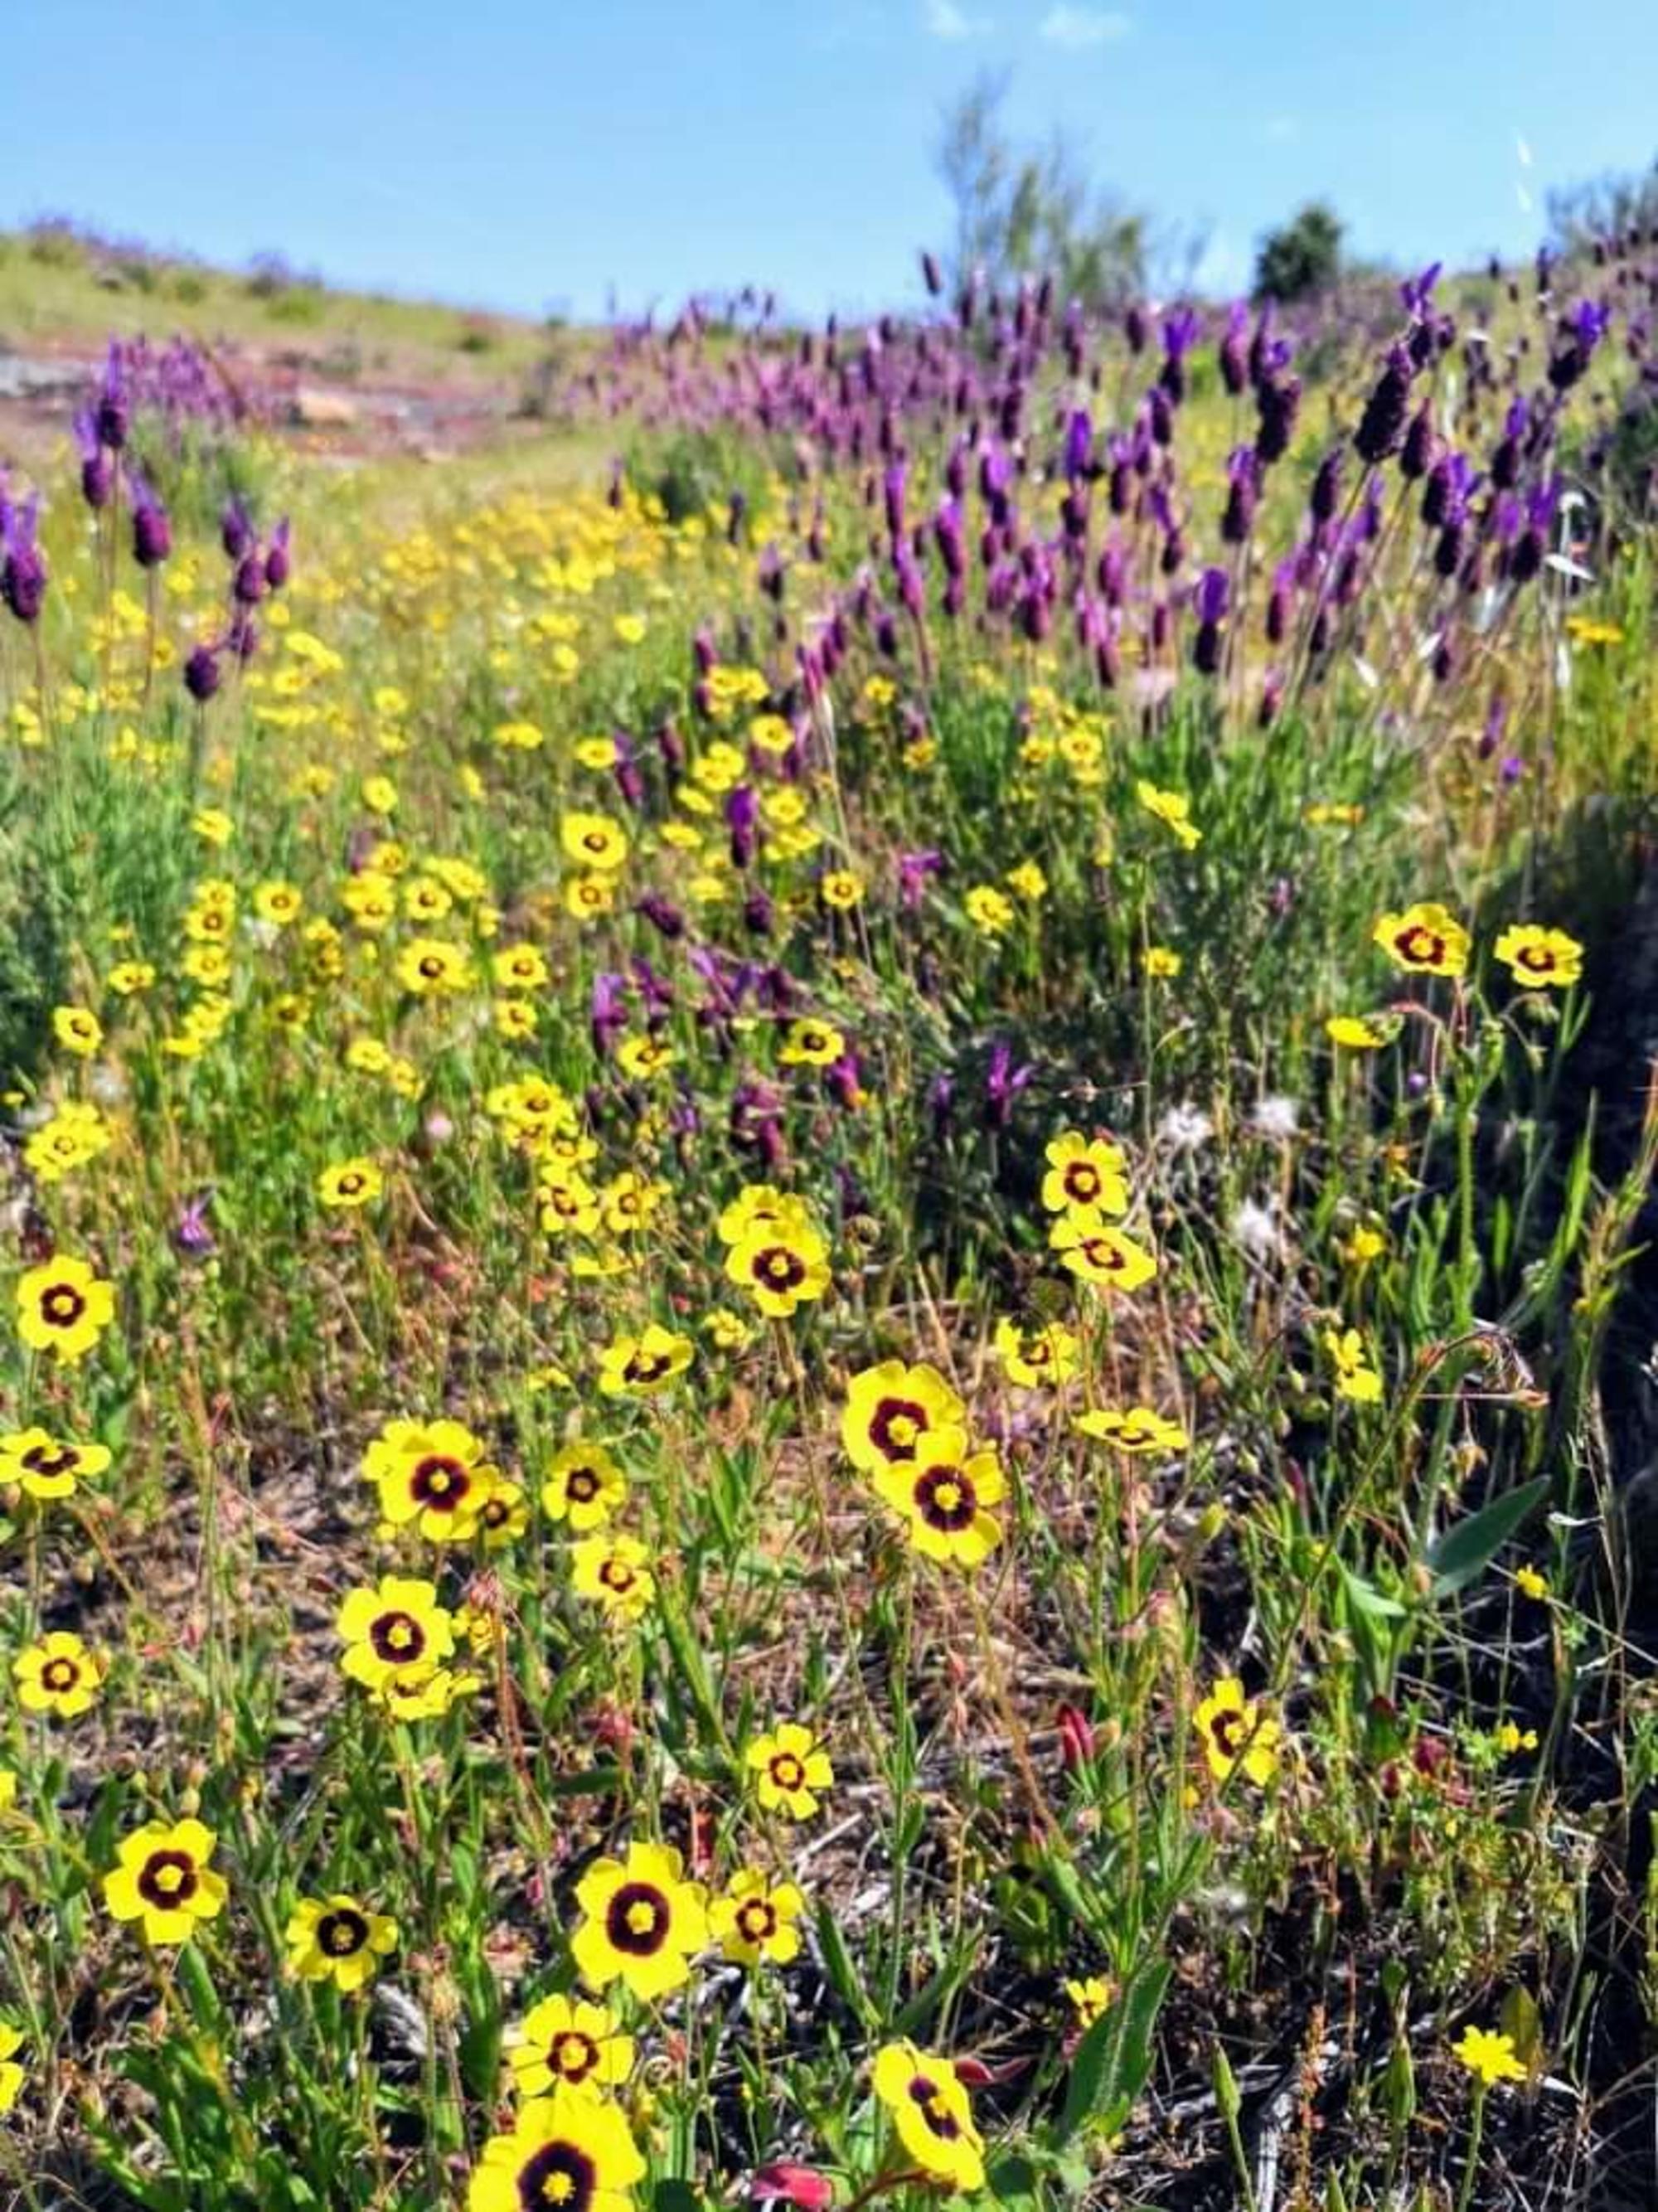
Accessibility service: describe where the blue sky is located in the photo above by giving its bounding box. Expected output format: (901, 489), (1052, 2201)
(4, 1), (1656, 321)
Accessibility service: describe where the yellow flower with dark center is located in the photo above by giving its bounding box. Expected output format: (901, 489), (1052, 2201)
(541, 1443), (627, 1530)
(403, 876), (453, 923)
(0, 2020), (23, 2115)
(1144, 946), (1181, 978)
(337, 1574), (457, 1691)
(1324, 1327), (1383, 1404)
(362, 1417), (498, 1542)
(1194, 1676), (1281, 1786)
(710, 1867), (807, 1967)
(570, 1535), (656, 1623)
(616, 1033), (675, 1079)
(254, 880), (303, 927)
(1136, 779), (1202, 850)
(492, 943), (550, 992)
(53, 1005), (104, 1057)
(284, 1894), (398, 1992)
(820, 871), (865, 910)
(872, 2040), (986, 2192)
(108, 960), (156, 996)
(466, 2086), (646, 2212)
(1074, 1406), (1190, 1453)
(539, 1173), (602, 1239)
(478, 1477), (530, 1549)
(25, 1102), (114, 1184)
(0, 1426), (110, 1500)
(495, 997), (538, 1041)
(841, 1360), (966, 1476)
(599, 1172), (668, 1237)
(396, 936), (473, 997)
(16, 1256), (116, 1363)
(1493, 923), (1583, 989)
(509, 1995), (635, 2100)
(596, 1326), (694, 1397)
(102, 1818), (228, 1945)
(725, 1220), (831, 1318)
(873, 1438), (1005, 1568)
(566, 874), (616, 919)
(1040, 1131), (1129, 1217)
(993, 1317), (1080, 1388)
(1064, 1973), (1117, 2028)
(560, 812), (630, 872)
(745, 1721), (834, 1819)
(571, 1841), (709, 2002)
(1050, 1214), (1157, 1293)
(1449, 2025), (1527, 2088)
(778, 1017), (846, 1068)
(14, 1631), (104, 1717)
(318, 1157), (384, 1210)
(1371, 901), (1469, 978)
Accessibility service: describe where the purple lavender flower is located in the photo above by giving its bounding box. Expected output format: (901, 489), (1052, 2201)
(264, 518), (292, 592)
(184, 643), (222, 702)
(175, 1191), (215, 1257)
(0, 494), (47, 625)
(983, 1041), (1035, 1130)
(591, 972), (629, 1058)
(94, 341), (128, 451)
(897, 848), (943, 910)
(128, 470), (172, 569)
(221, 497), (255, 561)
(74, 411), (113, 510)
(1192, 567), (1229, 676)
(1219, 303), (1248, 396)
(1353, 343), (1413, 465)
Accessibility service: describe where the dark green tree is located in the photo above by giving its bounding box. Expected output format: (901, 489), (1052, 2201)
(1253, 201), (1344, 303)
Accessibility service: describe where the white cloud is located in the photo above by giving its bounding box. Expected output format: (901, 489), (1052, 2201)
(1038, 5), (1130, 46)
(924, 0), (988, 37)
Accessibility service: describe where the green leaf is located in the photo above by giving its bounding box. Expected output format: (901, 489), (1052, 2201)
(814, 1899), (877, 2029)
(1052, 1958), (1171, 2146)
(1337, 1561), (1408, 1620)
(1428, 1476), (1550, 1598)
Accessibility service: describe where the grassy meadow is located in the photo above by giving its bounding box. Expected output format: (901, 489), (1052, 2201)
(1, 232), (1657, 2212)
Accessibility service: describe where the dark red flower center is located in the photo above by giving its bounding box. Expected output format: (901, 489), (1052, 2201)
(138, 1850), (198, 1909)
(549, 2030), (601, 2083)
(370, 1610), (426, 1664)
(318, 1907), (370, 1957)
(1063, 1163), (1101, 1201)
(753, 1245), (806, 1291)
(41, 1656), (80, 1691)
(908, 2074), (962, 2140)
(516, 2139), (598, 2212)
(736, 1897), (778, 1943)
(22, 1443), (77, 1477)
(604, 1881), (670, 1956)
(914, 1463), (977, 1532)
(868, 1396), (928, 1463)
(769, 1751), (806, 1792)
(565, 1467), (601, 1503)
(41, 1285), (85, 1327)
(1396, 925), (1444, 965)
(410, 1455), (470, 1510)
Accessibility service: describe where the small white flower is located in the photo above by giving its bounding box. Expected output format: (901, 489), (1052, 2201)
(1158, 1102), (1214, 1153)
(1230, 1196), (1287, 1263)
(1249, 1094), (1300, 1141)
